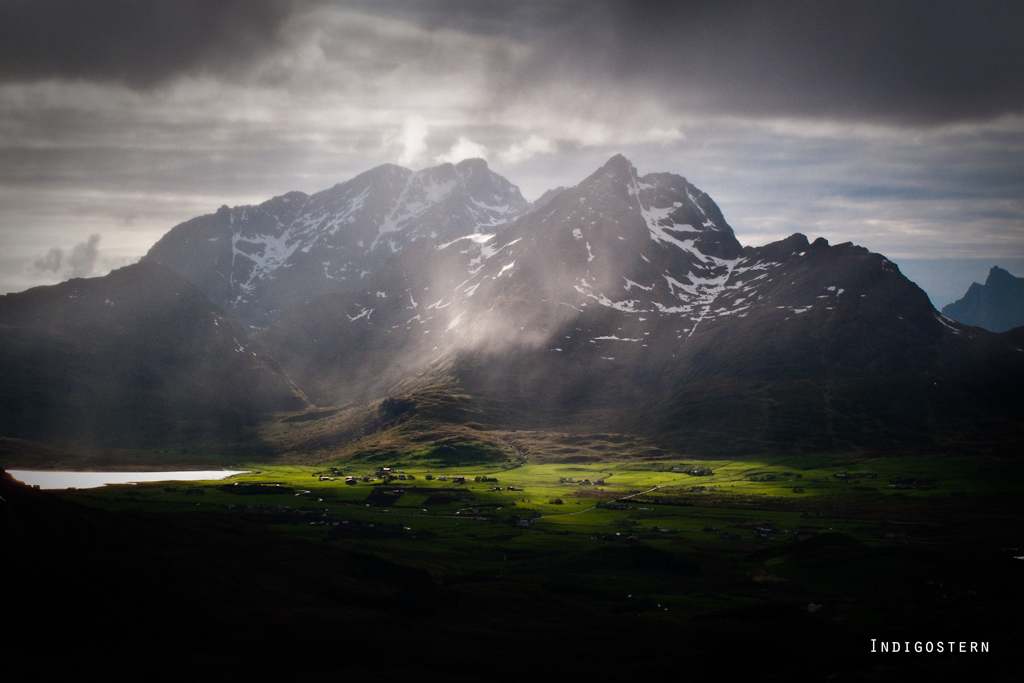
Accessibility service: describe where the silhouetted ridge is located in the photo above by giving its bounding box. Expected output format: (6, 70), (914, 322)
(942, 266), (1024, 332)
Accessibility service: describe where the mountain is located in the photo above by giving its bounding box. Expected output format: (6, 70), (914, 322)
(144, 158), (530, 328)
(258, 155), (1024, 456)
(941, 266), (1024, 333)
(0, 262), (307, 450)
(258, 154), (743, 399)
(6, 155), (1022, 458)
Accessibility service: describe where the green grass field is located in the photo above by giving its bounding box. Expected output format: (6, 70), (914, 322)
(61, 453), (1024, 570)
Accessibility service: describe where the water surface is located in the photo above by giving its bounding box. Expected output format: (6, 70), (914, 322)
(8, 470), (250, 490)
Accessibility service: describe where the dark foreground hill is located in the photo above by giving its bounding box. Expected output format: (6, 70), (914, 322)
(942, 266), (1024, 333)
(5, 466), (1021, 681)
(0, 262), (307, 450)
(258, 156), (1024, 457)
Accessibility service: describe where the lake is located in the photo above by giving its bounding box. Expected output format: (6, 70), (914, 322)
(8, 470), (250, 490)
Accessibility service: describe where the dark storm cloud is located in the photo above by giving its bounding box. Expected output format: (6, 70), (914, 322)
(360, 0), (1024, 124)
(594, 0), (1024, 123)
(5, 0), (1019, 121)
(0, 0), (295, 88)
(345, 0), (580, 39)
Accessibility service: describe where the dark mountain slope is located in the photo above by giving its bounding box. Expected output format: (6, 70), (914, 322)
(0, 262), (307, 449)
(1001, 325), (1024, 348)
(942, 266), (1024, 332)
(630, 242), (1024, 454)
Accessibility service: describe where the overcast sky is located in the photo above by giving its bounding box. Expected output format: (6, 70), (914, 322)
(1, 0), (1022, 307)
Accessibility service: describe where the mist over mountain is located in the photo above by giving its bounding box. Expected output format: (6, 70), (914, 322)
(144, 158), (530, 329)
(941, 266), (1024, 333)
(0, 261), (306, 450)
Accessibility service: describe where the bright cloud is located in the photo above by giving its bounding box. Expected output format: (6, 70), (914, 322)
(436, 137), (488, 164)
(395, 115), (429, 167)
(500, 135), (556, 164)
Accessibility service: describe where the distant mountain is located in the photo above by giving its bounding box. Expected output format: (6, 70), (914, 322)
(259, 155), (1024, 455)
(144, 159), (530, 328)
(0, 262), (307, 449)
(941, 266), (1024, 333)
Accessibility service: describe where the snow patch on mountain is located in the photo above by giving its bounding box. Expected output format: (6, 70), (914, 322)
(439, 233), (496, 250)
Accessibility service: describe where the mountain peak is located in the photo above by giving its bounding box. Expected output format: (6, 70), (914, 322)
(455, 157), (489, 173)
(362, 162), (411, 179)
(600, 153), (636, 177)
(573, 154), (640, 198)
(987, 265), (1015, 285)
